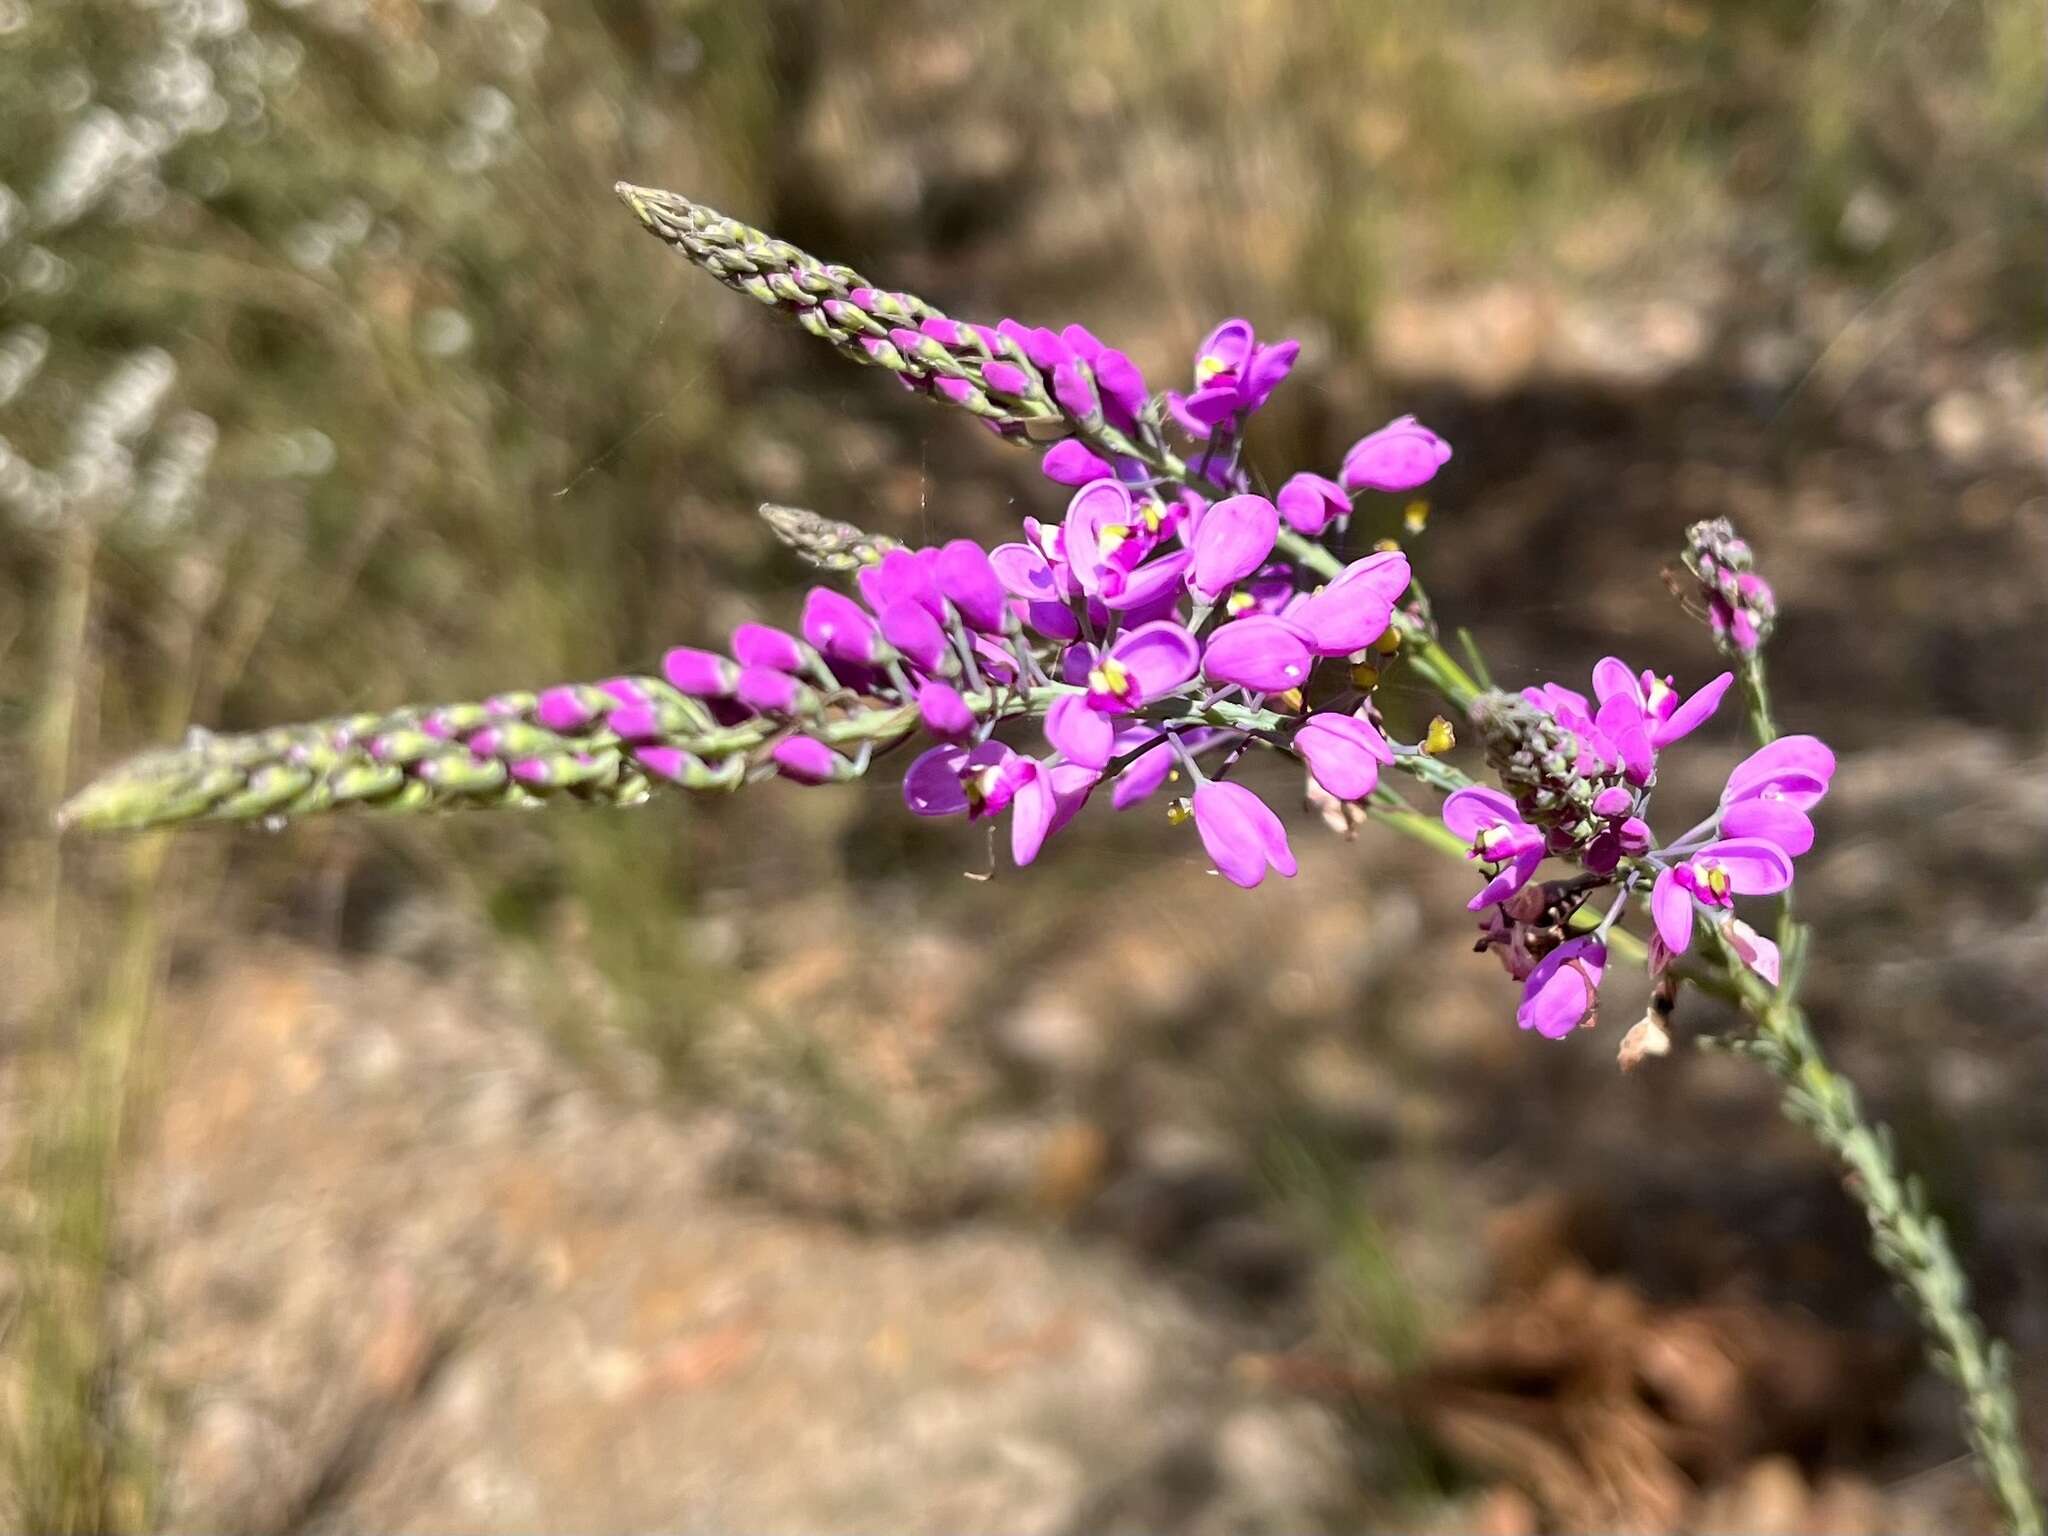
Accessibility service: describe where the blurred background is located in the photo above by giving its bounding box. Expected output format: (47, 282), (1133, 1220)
(2, 0), (2044, 1529)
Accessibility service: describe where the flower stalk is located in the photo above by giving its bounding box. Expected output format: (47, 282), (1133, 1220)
(51, 180), (2040, 1528)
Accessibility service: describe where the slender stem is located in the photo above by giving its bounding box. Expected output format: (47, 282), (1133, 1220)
(1738, 649), (1778, 746)
(1711, 925), (2043, 1536)
(1722, 638), (2037, 1529)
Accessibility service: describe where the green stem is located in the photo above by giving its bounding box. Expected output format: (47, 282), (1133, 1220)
(1737, 649), (1778, 746)
(1712, 925), (2043, 1536)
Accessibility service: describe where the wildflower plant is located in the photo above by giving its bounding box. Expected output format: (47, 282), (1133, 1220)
(58, 182), (2043, 1532)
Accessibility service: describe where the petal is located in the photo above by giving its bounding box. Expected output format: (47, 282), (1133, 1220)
(1276, 472), (1348, 535)
(1516, 937), (1605, 1039)
(1239, 338), (1299, 408)
(1698, 837), (1795, 895)
(1467, 846), (1543, 911)
(917, 680), (975, 739)
(1651, 671), (1734, 747)
(1295, 552), (1409, 656)
(1195, 318), (1254, 374)
(1723, 917), (1782, 986)
(1108, 620), (1202, 703)
(770, 736), (841, 784)
(1442, 785), (1523, 843)
(1651, 867), (1694, 953)
(1111, 733), (1176, 809)
(1718, 797), (1815, 859)
(1595, 694), (1657, 784)
(1591, 657), (1644, 711)
(731, 622), (806, 673)
(934, 540), (1009, 633)
(1328, 550), (1413, 605)
(989, 542), (1059, 601)
(903, 745), (971, 815)
(1338, 415), (1453, 493)
(1202, 615), (1315, 692)
(1046, 694), (1114, 770)
(1191, 781), (1295, 887)
(662, 646), (740, 698)
(867, 547), (945, 617)
(1187, 494), (1280, 602)
(1061, 479), (1136, 597)
(1101, 549), (1193, 612)
(877, 600), (951, 672)
(1294, 712), (1391, 801)
(1008, 762), (1056, 865)
(1040, 442), (1122, 489)
(1722, 734), (1837, 808)
(800, 588), (882, 666)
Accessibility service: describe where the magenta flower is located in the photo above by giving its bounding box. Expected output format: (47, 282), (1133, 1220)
(1276, 472), (1349, 535)
(1202, 615), (1315, 693)
(1187, 494), (1280, 604)
(1294, 551), (1410, 656)
(1293, 712), (1393, 801)
(1166, 319), (1300, 438)
(1191, 780), (1297, 888)
(1339, 415), (1452, 494)
(934, 539), (1010, 633)
(1011, 758), (1099, 866)
(732, 622), (806, 673)
(662, 646), (741, 698)
(1084, 620), (1201, 712)
(1443, 786), (1546, 911)
(736, 665), (808, 715)
(1517, 936), (1606, 1039)
(1042, 438), (1115, 486)
(1591, 659), (1734, 750)
(1650, 837), (1796, 957)
(800, 587), (886, 666)
(858, 548), (946, 620)
(903, 740), (1030, 819)
(770, 736), (845, 784)
(877, 599), (953, 673)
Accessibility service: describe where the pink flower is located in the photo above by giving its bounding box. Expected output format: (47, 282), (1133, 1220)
(1650, 837), (1796, 957)
(1293, 712), (1393, 801)
(1443, 786), (1546, 911)
(1187, 495), (1281, 605)
(1517, 937), (1605, 1039)
(1191, 780), (1297, 888)
(1202, 616), (1315, 693)
(1339, 415), (1451, 493)
(1083, 621), (1201, 713)
(1276, 472), (1349, 535)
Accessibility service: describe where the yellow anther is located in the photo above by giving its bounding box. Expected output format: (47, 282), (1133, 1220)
(1166, 797), (1193, 826)
(1373, 537), (1402, 553)
(1273, 688), (1305, 713)
(1403, 499), (1430, 533)
(1195, 354), (1227, 383)
(1140, 500), (1165, 533)
(1099, 523), (1131, 555)
(1350, 663), (1382, 690)
(1088, 659), (1130, 699)
(1424, 716), (1456, 755)
(1225, 590), (1257, 616)
(1375, 628), (1402, 656)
